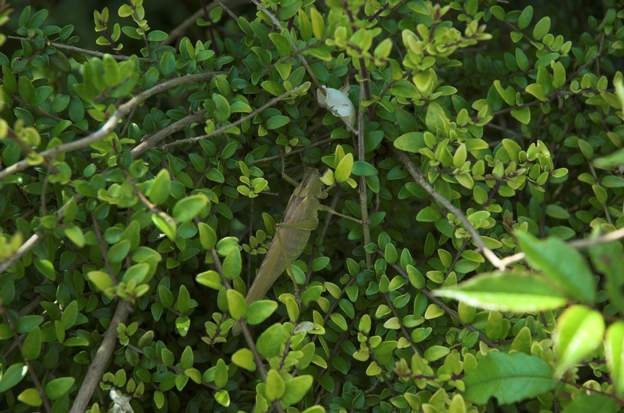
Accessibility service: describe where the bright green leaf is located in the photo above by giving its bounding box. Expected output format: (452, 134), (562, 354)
(554, 305), (605, 377)
(434, 271), (568, 312)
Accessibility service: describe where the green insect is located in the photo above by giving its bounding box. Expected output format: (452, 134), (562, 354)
(245, 168), (325, 304)
(231, 168), (362, 336)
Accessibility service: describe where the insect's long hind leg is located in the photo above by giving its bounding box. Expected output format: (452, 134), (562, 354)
(280, 150), (298, 187)
(318, 204), (363, 224)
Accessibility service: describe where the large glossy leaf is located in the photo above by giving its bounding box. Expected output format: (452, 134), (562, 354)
(434, 271), (567, 312)
(515, 231), (595, 303)
(464, 352), (555, 405)
(554, 305), (605, 377)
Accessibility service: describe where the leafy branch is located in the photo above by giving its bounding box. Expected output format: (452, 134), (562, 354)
(0, 72), (218, 180)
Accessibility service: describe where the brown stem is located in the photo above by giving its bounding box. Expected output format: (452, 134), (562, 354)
(131, 111), (206, 156)
(162, 0), (247, 45)
(68, 300), (132, 413)
(395, 150), (505, 270)
(0, 196), (81, 274)
(7, 35), (143, 61)
(161, 83), (309, 149)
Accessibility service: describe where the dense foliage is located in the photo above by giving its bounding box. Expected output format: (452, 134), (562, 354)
(1, 0), (624, 412)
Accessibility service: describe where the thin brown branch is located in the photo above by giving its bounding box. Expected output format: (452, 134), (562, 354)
(162, 0), (247, 45)
(395, 150), (506, 271)
(216, 0), (240, 20)
(130, 111), (206, 156)
(340, 1), (373, 267)
(68, 300), (132, 413)
(0, 233), (41, 274)
(356, 79), (372, 269)
(0, 72), (217, 180)
(161, 83), (309, 149)
(7, 128), (58, 174)
(7, 35), (143, 61)
(561, 379), (624, 406)
(0, 196), (79, 274)
(251, 137), (332, 164)
(499, 227), (624, 268)
(369, 0), (408, 21)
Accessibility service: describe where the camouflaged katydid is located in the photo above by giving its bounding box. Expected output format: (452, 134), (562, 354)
(231, 168), (326, 336)
(245, 168), (325, 304)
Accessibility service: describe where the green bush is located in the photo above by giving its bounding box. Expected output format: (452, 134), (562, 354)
(1, 0), (624, 412)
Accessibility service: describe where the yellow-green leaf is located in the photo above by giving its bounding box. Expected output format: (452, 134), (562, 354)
(554, 305), (605, 377)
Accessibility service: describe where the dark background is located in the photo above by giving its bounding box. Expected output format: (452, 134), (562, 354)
(5, 0), (612, 51)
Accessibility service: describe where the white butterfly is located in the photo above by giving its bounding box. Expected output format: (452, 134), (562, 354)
(316, 85), (356, 132)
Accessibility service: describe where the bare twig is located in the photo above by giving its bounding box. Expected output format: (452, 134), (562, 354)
(7, 128), (58, 174)
(161, 83), (308, 149)
(162, 0), (248, 45)
(130, 111), (206, 156)
(561, 379), (624, 406)
(69, 300), (132, 413)
(499, 227), (624, 268)
(338, 0), (373, 267)
(0, 196), (79, 274)
(395, 150), (506, 270)
(251, 137), (332, 164)
(0, 72), (217, 180)
(0, 242), (36, 282)
(7, 35), (142, 61)
(369, 0), (408, 21)
(216, 0), (240, 20)
(356, 79), (372, 269)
